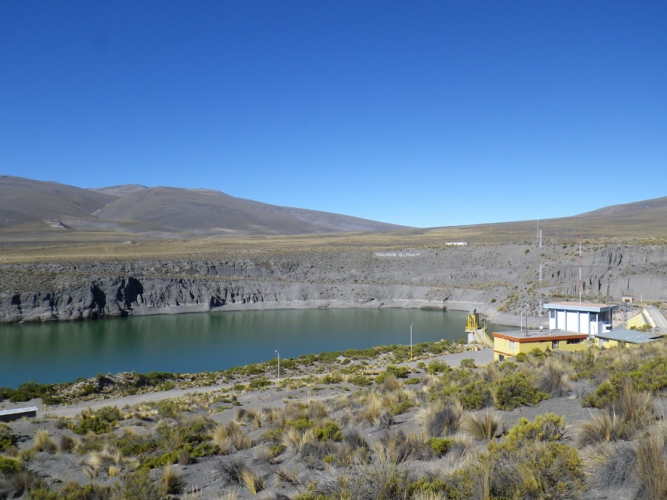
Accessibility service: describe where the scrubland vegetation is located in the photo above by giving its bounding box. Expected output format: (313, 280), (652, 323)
(2, 340), (667, 498)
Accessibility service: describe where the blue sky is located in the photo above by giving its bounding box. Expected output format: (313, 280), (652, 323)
(1, 1), (665, 228)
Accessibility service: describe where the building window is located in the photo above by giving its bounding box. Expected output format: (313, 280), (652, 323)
(552, 341), (559, 349)
(550, 310), (555, 319)
(566, 339), (583, 345)
(509, 341), (516, 350)
(590, 313), (598, 323)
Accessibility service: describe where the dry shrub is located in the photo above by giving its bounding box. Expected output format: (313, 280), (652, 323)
(460, 410), (501, 440)
(161, 465), (184, 495)
(218, 458), (250, 486)
(587, 441), (636, 490)
(212, 421), (252, 452)
(240, 467), (265, 495)
(59, 435), (77, 453)
(635, 425), (667, 499)
(308, 400), (329, 420)
(282, 427), (315, 454)
(315, 462), (411, 499)
(537, 359), (571, 397)
(577, 411), (627, 447)
(374, 431), (433, 464)
(275, 466), (300, 485)
(261, 407), (281, 426)
(234, 408), (262, 428)
(613, 379), (654, 430)
(417, 400), (463, 437)
(33, 429), (57, 453)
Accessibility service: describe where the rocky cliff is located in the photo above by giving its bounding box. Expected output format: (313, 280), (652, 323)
(1, 243), (666, 324)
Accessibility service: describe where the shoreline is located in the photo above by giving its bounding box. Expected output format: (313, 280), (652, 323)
(0, 297), (540, 328)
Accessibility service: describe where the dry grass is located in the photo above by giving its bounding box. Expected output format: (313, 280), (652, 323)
(212, 422), (252, 452)
(460, 410), (501, 440)
(586, 441), (636, 490)
(282, 428), (316, 454)
(577, 411), (627, 447)
(162, 465), (184, 495)
(537, 359), (571, 397)
(635, 430), (667, 499)
(417, 400), (463, 437)
(240, 467), (265, 495)
(33, 429), (57, 454)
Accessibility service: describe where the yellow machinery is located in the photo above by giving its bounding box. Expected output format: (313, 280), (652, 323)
(466, 310), (493, 347)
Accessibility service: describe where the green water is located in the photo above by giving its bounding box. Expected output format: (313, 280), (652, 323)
(0, 308), (473, 388)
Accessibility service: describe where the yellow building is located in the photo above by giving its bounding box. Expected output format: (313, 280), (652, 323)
(493, 330), (589, 362)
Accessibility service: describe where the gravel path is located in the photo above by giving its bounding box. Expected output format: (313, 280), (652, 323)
(28, 346), (494, 419)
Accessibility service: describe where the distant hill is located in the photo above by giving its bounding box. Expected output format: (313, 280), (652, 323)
(0, 176), (406, 236)
(0, 176), (117, 227)
(89, 184), (147, 197)
(93, 186), (405, 235)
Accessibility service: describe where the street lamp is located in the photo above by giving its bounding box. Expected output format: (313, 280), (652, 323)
(275, 350), (280, 382)
(410, 323), (414, 360)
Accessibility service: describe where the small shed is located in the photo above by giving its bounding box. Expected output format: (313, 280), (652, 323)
(595, 328), (662, 349)
(0, 406), (38, 422)
(621, 289), (634, 303)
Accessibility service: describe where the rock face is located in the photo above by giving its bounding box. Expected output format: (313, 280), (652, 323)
(1, 244), (666, 323)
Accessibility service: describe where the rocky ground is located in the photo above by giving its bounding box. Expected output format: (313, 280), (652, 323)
(3, 341), (667, 499)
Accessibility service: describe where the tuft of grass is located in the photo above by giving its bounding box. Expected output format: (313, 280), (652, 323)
(417, 400), (463, 437)
(635, 430), (667, 499)
(577, 411), (627, 447)
(240, 467), (265, 495)
(587, 441), (637, 490)
(460, 410), (501, 440)
(161, 465), (184, 495)
(537, 359), (571, 397)
(33, 429), (57, 454)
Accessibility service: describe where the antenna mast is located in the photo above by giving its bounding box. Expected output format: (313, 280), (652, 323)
(578, 233), (583, 303)
(538, 228), (543, 318)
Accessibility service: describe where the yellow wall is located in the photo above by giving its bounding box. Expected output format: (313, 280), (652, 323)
(596, 337), (638, 349)
(494, 336), (589, 361)
(625, 308), (657, 330)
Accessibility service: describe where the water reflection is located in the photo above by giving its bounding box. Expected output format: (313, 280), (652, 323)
(0, 309), (472, 388)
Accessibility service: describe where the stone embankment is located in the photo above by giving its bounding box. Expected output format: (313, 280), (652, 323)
(1, 243), (666, 323)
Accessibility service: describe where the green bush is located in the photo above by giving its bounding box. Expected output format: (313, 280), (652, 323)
(426, 437), (453, 456)
(73, 406), (123, 435)
(426, 360), (450, 374)
(349, 375), (371, 386)
(515, 352), (527, 362)
(249, 378), (272, 389)
(459, 380), (490, 410)
(314, 422), (343, 442)
(493, 372), (549, 410)
(460, 358), (476, 369)
(0, 455), (23, 474)
(28, 481), (112, 499)
(505, 413), (566, 445)
(472, 414), (582, 498)
(386, 365), (409, 379)
(0, 423), (16, 451)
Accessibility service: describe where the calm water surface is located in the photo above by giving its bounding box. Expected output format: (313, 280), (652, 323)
(0, 309), (482, 388)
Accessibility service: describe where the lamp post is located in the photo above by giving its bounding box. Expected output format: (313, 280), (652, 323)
(410, 323), (414, 360)
(275, 350), (280, 382)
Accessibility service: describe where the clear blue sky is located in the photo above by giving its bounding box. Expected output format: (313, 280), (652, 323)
(1, 1), (665, 228)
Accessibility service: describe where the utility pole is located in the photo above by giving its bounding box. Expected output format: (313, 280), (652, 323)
(410, 323), (414, 360)
(275, 350), (280, 382)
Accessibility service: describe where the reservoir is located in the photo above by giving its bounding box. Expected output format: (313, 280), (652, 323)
(0, 308), (483, 388)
